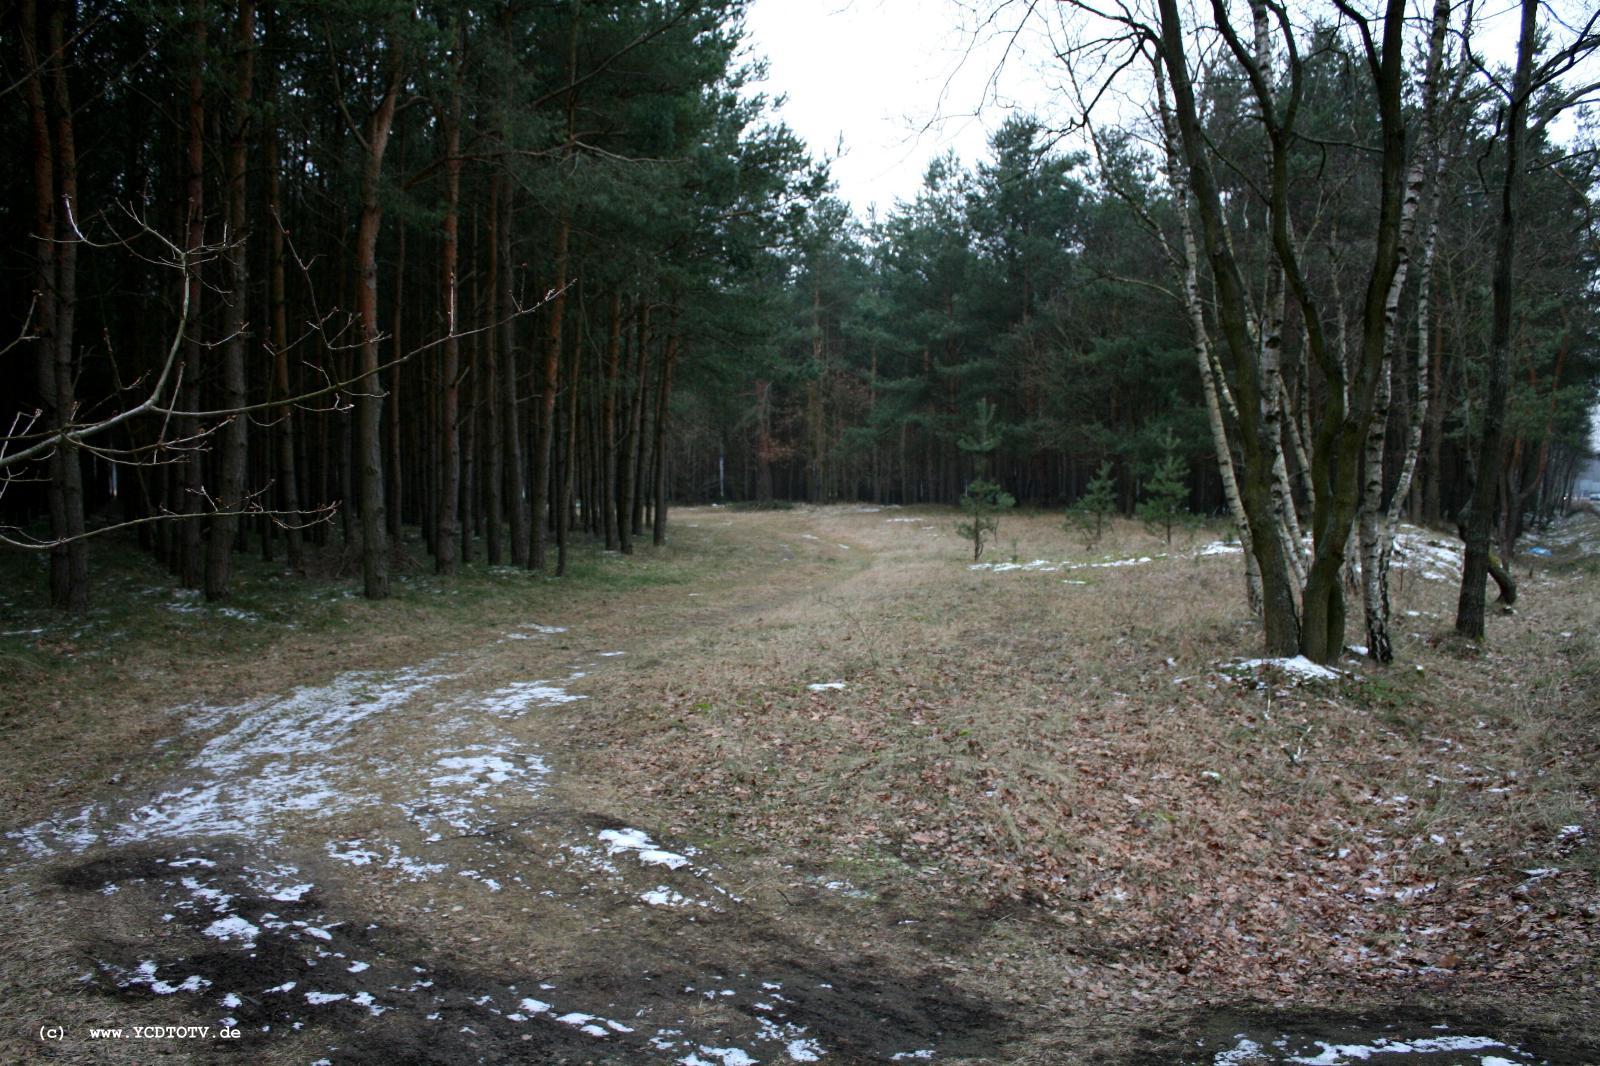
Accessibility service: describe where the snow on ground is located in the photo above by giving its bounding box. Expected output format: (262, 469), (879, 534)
(970, 555), (1157, 574)
(4, 651), (583, 863)
(807, 681), (846, 691)
(1391, 528), (1464, 581)
(1208, 1029), (1542, 1064)
(1226, 656), (1344, 683)
(1528, 510), (1600, 552)
(969, 559), (1061, 573)
(1, 622), (971, 1064)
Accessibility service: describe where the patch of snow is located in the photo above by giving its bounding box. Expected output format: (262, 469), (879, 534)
(268, 882), (314, 902)
(1283, 1034), (1517, 1063)
(1231, 656), (1343, 682)
(203, 915), (260, 944)
(891, 1052), (935, 1062)
(119, 960), (212, 996)
(642, 886), (708, 907)
(682, 1048), (758, 1066)
(304, 991), (347, 1005)
(478, 680), (586, 716)
(599, 828), (691, 870)
(1196, 541), (1244, 557)
(807, 681), (846, 691)
(1213, 1036), (1264, 1065)
(970, 559), (1060, 573)
(1391, 528), (1464, 581)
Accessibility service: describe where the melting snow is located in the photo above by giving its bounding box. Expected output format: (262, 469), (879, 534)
(1231, 656), (1343, 682)
(118, 960), (212, 996)
(203, 915), (260, 944)
(1392, 528), (1465, 581)
(599, 828), (691, 870)
(682, 1048), (758, 1066)
(478, 679), (586, 717)
(807, 681), (846, 691)
(969, 559), (1060, 573)
(1284, 1034), (1517, 1063)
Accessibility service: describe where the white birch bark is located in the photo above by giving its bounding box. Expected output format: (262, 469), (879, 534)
(1156, 68), (1263, 613)
(1359, 0), (1453, 662)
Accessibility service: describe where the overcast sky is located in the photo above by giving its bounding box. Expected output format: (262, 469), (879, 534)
(741, 0), (1059, 217)
(740, 2), (1598, 447)
(739, 1), (1538, 216)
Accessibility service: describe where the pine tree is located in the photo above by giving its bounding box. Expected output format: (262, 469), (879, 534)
(1067, 460), (1117, 549)
(955, 399), (1014, 561)
(957, 478), (1016, 562)
(1137, 432), (1190, 546)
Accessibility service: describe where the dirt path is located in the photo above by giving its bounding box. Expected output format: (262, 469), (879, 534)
(3, 516), (1002, 1065)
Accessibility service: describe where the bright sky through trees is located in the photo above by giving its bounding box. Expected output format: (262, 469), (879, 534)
(742, 0), (1059, 215)
(743, 0), (1550, 214)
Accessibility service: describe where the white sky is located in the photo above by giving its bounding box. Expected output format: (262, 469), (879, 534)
(742, 1), (1596, 451)
(741, 0), (1060, 217)
(740, 1), (1544, 217)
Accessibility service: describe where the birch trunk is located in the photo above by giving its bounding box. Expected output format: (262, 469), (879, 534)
(1361, 0), (1451, 660)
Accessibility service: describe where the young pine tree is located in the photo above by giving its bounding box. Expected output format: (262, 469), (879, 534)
(1137, 433), (1191, 546)
(1066, 460), (1117, 549)
(955, 399), (1016, 561)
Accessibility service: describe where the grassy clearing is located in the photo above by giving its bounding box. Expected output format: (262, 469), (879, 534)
(576, 508), (1600, 1035)
(1, 506), (1596, 1062)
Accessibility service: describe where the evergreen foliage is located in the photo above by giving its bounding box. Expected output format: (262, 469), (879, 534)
(1136, 433), (1191, 547)
(956, 478), (1016, 563)
(1066, 461), (1118, 549)
(954, 398), (1015, 560)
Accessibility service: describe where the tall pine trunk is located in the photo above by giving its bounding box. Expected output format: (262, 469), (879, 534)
(499, 181), (528, 566)
(178, 4), (207, 590)
(601, 290), (621, 549)
(435, 22), (464, 574)
(651, 310), (679, 546)
(532, 219), (569, 569)
(205, 0), (255, 601)
(265, 3), (303, 572)
(23, 1), (88, 610)
(355, 51), (404, 600)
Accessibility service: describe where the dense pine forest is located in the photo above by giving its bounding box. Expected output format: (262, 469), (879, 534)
(4, 0), (1598, 661)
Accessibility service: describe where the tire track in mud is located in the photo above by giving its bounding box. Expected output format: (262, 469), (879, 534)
(6, 591), (1006, 1064)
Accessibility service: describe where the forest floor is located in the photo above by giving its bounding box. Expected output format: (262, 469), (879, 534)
(0, 506), (1597, 1065)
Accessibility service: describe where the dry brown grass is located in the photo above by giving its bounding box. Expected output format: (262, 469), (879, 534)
(577, 506), (1600, 1041)
(1, 507), (1596, 1063)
